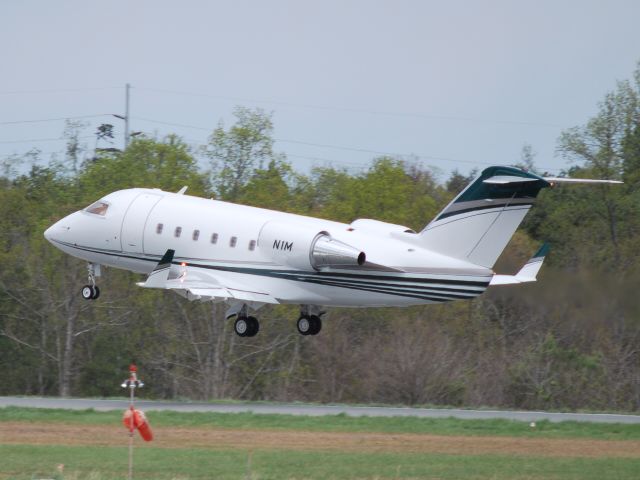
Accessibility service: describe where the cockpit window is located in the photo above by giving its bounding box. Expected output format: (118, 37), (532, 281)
(85, 201), (109, 216)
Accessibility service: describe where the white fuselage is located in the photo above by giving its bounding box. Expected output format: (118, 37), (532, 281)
(45, 188), (493, 307)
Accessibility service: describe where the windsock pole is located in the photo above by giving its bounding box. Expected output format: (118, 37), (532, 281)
(128, 377), (134, 480)
(121, 364), (144, 480)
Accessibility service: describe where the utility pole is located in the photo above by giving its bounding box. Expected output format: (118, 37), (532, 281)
(113, 84), (131, 151)
(124, 83), (130, 149)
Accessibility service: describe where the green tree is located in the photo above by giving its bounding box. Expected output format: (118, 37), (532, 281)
(81, 135), (209, 200)
(205, 107), (278, 201)
(528, 63), (640, 267)
(314, 158), (441, 231)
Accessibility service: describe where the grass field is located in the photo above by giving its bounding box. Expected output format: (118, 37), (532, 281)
(1, 407), (639, 479)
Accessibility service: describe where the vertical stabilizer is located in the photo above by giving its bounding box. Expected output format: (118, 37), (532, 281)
(420, 166), (549, 268)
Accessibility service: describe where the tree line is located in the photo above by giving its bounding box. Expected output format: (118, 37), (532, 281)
(0, 65), (639, 411)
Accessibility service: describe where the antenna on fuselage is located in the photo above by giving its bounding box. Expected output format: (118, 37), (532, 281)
(176, 186), (188, 195)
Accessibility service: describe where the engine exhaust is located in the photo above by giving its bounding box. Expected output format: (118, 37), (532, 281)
(310, 234), (366, 269)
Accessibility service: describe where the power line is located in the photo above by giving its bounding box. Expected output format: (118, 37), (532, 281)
(0, 86), (121, 96)
(0, 135), (93, 145)
(134, 130), (371, 169)
(0, 112), (561, 173)
(0, 114), (113, 126)
(134, 116), (210, 132)
(132, 115), (558, 171)
(134, 86), (565, 129)
(1, 149), (63, 157)
(0, 84), (565, 129)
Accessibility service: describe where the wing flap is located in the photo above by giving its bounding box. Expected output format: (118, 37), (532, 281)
(137, 251), (278, 304)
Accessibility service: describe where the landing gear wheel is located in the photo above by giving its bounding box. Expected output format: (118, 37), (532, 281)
(297, 316), (312, 335)
(81, 285), (95, 300)
(91, 286), (100, 300)
(246, 316), (259, 337)
(308, 315), (322, 335)
(234, 317), (249, 337)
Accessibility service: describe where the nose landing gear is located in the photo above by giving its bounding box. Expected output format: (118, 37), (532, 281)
(81, 284), (100, 300)
(81, 263), (101, 300)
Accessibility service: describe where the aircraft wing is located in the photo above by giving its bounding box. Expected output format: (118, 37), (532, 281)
(136, 249), (279, 304)
(490, 243), (549, 285)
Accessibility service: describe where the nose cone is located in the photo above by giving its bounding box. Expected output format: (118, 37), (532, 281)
(44, 217), (70, 245)
(44, 225), (53, 241)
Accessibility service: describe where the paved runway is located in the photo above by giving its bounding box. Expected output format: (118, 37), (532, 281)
(1, 396), (638, 424)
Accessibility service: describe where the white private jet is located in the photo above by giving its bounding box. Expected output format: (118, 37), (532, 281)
(44, 166), (620, 337)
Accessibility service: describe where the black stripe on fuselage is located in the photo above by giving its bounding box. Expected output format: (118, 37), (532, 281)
(299, 279), (478, 301)
(292, 277), (482, 297)
(51, 240), (490, 302)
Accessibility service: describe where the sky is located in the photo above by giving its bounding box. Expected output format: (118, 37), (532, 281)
(1, 0), (639, 179)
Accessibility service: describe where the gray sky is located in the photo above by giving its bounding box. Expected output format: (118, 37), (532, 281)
(1, 0), (639, 178)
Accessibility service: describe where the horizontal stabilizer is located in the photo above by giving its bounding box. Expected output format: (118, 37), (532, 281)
(543, 177), (623, 185)
(490, 243), (549, 286)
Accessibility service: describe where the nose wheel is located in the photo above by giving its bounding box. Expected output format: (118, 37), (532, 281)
(81, 263), (101, 300)
(81, 285), (100, 300)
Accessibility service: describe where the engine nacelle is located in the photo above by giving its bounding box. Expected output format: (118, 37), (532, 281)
(258, 221), (366, 271)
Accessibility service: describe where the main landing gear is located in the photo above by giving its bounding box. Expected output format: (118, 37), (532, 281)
(234, 315), (260, 338)
(297, 306), (324, 336)
(297, 315), (322, 336)
(230, 304), (260, 337)
(228, 304), (325, 338)
(81, 263), (101, 300)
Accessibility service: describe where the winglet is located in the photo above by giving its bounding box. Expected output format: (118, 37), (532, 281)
(137, 249), (175, 288)
(490, 243), (549, 285)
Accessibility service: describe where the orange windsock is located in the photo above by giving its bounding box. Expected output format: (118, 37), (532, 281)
(134, 409), (153, 442)
(122, 409), (153, 441)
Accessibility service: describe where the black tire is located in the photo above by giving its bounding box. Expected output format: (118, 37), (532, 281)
(234, 317), (249, 337)
(81, 285), (94, 300)
(297, 316), (311, 335)
(91, 286), (100, 300)
(309, 315), (322, 335)
(246, 316), (260, 337)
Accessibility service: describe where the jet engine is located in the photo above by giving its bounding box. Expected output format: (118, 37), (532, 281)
(258, 221), (365, 271)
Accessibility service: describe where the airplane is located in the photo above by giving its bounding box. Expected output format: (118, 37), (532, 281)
(44, 165), (620, 338)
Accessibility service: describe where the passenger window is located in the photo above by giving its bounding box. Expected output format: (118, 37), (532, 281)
(85, 201), (109, 216)
(156, 223), (163, 234)
(211, 233), (218, 244)
(192, 229), (200, 241)
(175, 226), (182, 238)
(230, 236), (237, 248)
(249, 240), (256, 251)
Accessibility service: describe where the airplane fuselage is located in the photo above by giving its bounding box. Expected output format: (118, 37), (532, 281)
(45, 188), (493, 307)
